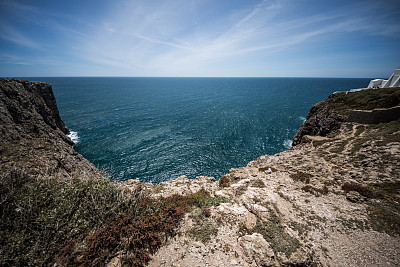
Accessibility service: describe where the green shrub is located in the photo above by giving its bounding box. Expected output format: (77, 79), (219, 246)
(0, 169), (134, 266)
(0, 170), (228, 266)
(188, 208), (218, 243)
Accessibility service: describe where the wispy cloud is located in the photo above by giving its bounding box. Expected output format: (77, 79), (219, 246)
(1, 0), (399, 76)
(74, 0), (400, 75)
(0, 52), (59, 66)
(0, 25), (41, 49)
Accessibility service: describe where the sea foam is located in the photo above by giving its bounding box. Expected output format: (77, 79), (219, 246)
(283, 139), (293, 149)
(67, 131), (79, 144)
(298, 116), (306, 122)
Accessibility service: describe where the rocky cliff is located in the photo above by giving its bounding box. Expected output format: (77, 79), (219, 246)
(0, 79), (100, 178)
(293, 86), (400, 146)
(125, 87), (400, 267)
(1, 79), (399, 266)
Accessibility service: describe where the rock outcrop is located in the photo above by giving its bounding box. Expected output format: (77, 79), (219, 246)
(292, 95), (346, 146)
(293, 87), (400, 146)
(0, 78), (101, 178)
(0, 79), (69, 142)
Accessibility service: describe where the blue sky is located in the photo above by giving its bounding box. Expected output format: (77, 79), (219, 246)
(1, 0), (399, 77)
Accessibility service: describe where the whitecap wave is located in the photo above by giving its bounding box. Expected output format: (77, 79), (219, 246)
(283, 139), (292, 149)
(67, 131), (79, 144)
(298, 116), (306, 122)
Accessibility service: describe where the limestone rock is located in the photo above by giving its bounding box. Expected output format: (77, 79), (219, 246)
(239, 233), (275, 266)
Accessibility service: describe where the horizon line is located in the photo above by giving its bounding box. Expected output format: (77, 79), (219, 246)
(1, 75), (376, 79)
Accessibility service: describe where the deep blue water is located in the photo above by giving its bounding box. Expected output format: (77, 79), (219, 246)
(28, 77), (370, 184)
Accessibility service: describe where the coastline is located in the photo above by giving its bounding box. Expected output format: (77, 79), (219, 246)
(1, 78), (399, 266)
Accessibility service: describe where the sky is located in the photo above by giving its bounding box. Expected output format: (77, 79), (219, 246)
(0, 0), (399, 78)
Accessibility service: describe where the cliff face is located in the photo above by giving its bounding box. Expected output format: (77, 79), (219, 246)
(0, 79), (69, 142)
(292, 95), (346, 146)
(293, 87), (400, 146)
(0, 79), (100, 178)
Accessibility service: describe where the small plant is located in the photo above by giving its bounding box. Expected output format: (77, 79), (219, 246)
(342, 183), (375, 198)
(219, 176), (230, 188)
(235, 185), (248, 196)
(251, 208), (301, 258)
(301, 185), (328, 196)
(290, 172), (312, 183)
(250, 179), (266, 188)
(188, 208), (218, 243)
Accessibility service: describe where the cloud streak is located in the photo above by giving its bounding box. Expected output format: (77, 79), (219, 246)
(1, 0), (399, 77)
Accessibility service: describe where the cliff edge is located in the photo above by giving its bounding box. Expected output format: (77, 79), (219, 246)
(1, 79), (399, 266)
(0, 79), (100, 178)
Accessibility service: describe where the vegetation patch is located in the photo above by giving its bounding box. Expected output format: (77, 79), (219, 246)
(354, 125), (365, 136)
(301, 185), (328, 196)
(341, 183), (375, 198)
(312, 139), (335, 147)
(250, 179), (266, 188)
(241, 205), (301, 258)
(254, 209), (301, 258)
(290, 172), (312, 184)
(219, 176), (230, 188)
(289, 221), (311, 236)
(338, 217), (367, 231)
(349, 119), (400, 155)
(235, 185), (248, 196)
(331, 87), (400, 116)
(0, 168), (228, 266)
(188, 208), (218, 243)
(0, 169), (134, 266)
(367, 201), (400, 236)
(371, 181), (400, 199)
(329, 140), (348, 154)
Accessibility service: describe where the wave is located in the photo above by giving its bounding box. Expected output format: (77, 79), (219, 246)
(298, 116), (306, 122)
(67, 131), (79, 144)
(283, 139), (292, 149)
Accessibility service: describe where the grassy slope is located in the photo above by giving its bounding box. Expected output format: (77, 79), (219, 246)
(0, 168), (228, 266)
(330, 87), (400, 115)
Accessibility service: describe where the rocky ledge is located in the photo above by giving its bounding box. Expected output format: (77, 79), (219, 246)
(1, 79), (399, 266)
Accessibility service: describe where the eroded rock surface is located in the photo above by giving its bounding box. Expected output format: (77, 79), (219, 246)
(0, 78), (101, 179)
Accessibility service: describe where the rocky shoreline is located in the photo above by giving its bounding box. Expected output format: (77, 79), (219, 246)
(1, 79), (399, 266)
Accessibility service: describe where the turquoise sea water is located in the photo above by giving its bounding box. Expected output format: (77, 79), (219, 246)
(31, 77), (370, 184)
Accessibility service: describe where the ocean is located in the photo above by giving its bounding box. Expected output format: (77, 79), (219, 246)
(31, 77), (370, 184)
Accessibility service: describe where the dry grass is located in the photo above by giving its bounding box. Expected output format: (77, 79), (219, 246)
(0, 168), (227, 266)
